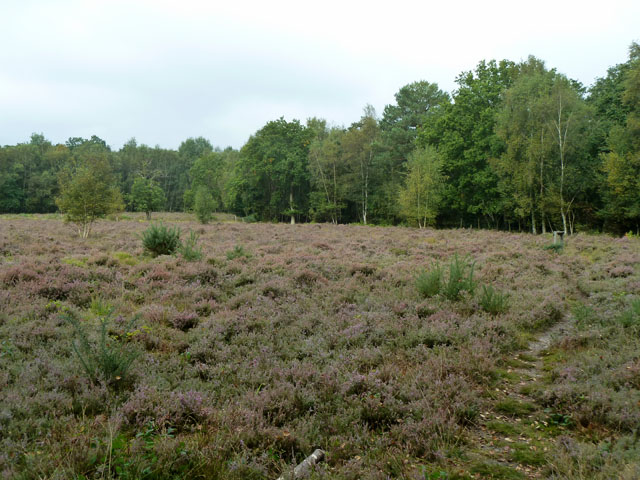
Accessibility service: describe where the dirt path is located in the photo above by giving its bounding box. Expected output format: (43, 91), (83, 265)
(527, 318), (573, 356)
(464, 315), (574, 479)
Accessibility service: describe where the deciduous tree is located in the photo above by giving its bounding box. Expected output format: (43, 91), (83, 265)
(398, 146), (445, 228)
(130, 176), (166, 220)
(237, 118), (312, 223)
(56, 155), (123, 238)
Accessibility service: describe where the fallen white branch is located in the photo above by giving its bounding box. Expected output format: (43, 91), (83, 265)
(276, 449), (325, 480)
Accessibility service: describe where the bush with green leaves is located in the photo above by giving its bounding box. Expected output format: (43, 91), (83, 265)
(442, 254), (477, 300)
(416, 264), (442, 298)
(62, 310), (140, 387)
(142, 223), (181, 257)
(416, 255), (477, 301)
(179, 230), (203, 261)
(479, 285), (509, 315)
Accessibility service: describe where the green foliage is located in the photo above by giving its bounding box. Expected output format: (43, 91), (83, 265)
(596, 43), (640, 234)
(178, 136), (213, 162)
(236, 118), (313, 222)
(90, 297), (112, 317)
(416, 255), (477, 301)
(419, 59), (518, 227)
(194, 186), (216, 224)
(398, 146), (445, 228)
(415, 264), (442, 298)
(572, 302), (598, 329)
(3, 43), (640, 234)
(618, 298), (640, 328)
(62, 310), (139, 387)
(469, 461), (525, 479)
(601, 151), (640, 234)
(341, 106), (381, 224)
(308, 124), (348, 223)
(240, 214), (257, 223)
(185, 150), (232, 214)
(118, 138), (189, 212)
(421, 469), (449, 480)
(479, 285), (509, 315)
(179, 230), (203, 261)
(442, 255), (477, 300)
(543, 243), (563, 253)
(130, 177), (165, 220)
(380, 81), (450, 164)
(493, 57), (596, 234)
(226, 245), (250, 260)
(56, 155), (124, 238)
(495, 398), (536, 417)
(142, 223), (181, 257)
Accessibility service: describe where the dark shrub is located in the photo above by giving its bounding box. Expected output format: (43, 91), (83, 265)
(142, 223), (181, 257)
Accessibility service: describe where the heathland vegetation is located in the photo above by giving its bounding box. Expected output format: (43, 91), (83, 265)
(1, 44), (639, 235)
(0, 44), (639, 480)
(0, 215), (638, 478)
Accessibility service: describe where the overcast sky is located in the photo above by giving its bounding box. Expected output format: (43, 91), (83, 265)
(1, 0), (638, 150)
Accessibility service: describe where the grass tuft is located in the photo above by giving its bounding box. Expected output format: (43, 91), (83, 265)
(479, 285), (509, 315)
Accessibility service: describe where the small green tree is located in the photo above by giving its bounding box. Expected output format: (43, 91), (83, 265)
(141, 223), (181, 257)
(63, 310), (140, 387)
(194, 186), (216, 224)
(130, 176), (165, 220)
(56, 156), (123, 238)
(398, 146), (445, 228)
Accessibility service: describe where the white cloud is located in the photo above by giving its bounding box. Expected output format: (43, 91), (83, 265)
(1, 0), (638, 148)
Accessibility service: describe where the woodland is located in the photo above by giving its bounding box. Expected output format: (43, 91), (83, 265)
(1, 44), (639, 235)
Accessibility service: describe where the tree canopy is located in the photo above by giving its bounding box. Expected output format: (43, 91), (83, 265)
(56, 154), (123, 238)
(2, 43), (639, 235)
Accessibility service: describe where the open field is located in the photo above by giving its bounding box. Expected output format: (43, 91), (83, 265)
(0, 215), (639, 479)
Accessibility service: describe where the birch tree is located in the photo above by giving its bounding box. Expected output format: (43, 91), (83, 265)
(56, 155), (123, 238)
(544, 77), (592, 234)
(342, 106), (380, 225)
(308, 125), (348, 223)
(398, 146), (445, 228)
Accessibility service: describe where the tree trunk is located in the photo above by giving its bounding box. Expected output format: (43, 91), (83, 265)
(540, 128), (546, 234)
(80, 222), (91, 239)
(332, 162), (338, 224)
(554, 92), (570, 235)
(531, 205), (537, 234)
(290, 191), (295, 225)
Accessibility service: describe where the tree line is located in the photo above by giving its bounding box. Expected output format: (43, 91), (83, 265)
(1, 43), (638, 235)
